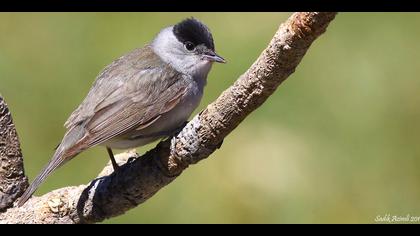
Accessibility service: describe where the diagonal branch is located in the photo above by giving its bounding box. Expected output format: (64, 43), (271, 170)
(0, 12), (337, 224)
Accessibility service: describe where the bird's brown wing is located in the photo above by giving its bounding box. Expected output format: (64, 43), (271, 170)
(75, 74), (188, 150)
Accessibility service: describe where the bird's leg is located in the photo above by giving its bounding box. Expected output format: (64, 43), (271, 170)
(106, 146), (120, 171)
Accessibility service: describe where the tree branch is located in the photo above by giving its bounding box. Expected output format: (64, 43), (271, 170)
(0, 12), (337, 223)
(0, 96), (28, 212)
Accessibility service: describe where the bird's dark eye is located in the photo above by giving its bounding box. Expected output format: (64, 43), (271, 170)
(185, 42), (195, 51)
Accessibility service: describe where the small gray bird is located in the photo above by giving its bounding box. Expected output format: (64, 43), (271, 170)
(18, 18), (225, 206)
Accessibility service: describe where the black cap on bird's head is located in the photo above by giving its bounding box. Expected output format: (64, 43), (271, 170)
(173, 18), (214, 51)
(173, 18), (225, 63)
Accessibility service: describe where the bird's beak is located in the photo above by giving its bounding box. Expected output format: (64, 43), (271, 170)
(203, 50), (226, 63)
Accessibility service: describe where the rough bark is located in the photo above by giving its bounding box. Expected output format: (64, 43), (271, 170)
(0, 96), (28, 212)
(0, 12), (337, 223)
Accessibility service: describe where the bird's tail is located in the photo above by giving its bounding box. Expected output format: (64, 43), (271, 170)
(17, 126), (86, 207)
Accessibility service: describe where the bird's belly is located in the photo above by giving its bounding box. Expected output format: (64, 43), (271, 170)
(103, 136), (161, 150)
(102, 86), (203, 150)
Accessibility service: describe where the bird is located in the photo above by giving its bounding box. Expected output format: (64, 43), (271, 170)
(17, 17), (225, 206)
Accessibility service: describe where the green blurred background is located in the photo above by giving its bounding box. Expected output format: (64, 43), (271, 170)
(1, 13), (420, 223)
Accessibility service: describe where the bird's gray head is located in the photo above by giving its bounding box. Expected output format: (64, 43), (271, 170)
(151, 18), (225, 77)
